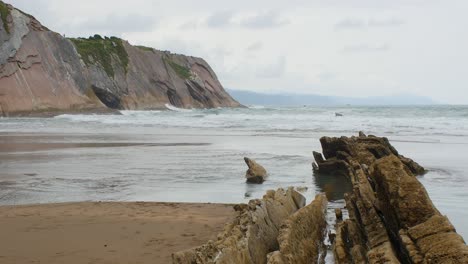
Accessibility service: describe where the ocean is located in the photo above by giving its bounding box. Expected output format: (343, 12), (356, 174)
(1, 105), (467, 240)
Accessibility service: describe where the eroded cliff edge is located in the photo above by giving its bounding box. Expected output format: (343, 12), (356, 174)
(0, 1), (241, 116)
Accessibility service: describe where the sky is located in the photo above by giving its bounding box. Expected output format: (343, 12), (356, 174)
(5, 0), (468, 104)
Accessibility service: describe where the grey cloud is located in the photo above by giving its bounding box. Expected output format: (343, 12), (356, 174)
(342, 44), (390, 53)
(335, 18), (405, 30)
(317, 72), (336, 81)
(335, 19), (366, 30)
(246, 41), (263, 51)
(71, 14), (157, 37)
(240, 11), (289, 29)
(256, 56), (286, 78)
(205, 10), (234, 28)
(368, 18), (405, 27)
(178, 19), (200, 30)
(204, 10), (288, 29)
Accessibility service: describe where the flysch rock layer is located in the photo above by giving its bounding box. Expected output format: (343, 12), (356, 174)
(313, 132), (468, 264)
(172, 188), (329, 264)
(0, 1), (241, 116)
(267, 194), (328, 264)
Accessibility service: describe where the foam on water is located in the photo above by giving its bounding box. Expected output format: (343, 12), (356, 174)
(165, 103), (193, 112)
(41, 106), (468, 139)
(1, 105), (468, 240)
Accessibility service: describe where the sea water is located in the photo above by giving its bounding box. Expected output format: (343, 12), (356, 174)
(0, 105), (467, 239)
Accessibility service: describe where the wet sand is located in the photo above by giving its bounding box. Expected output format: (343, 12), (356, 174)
(0, 134), (210, 152)
(0, 202), (235, 264)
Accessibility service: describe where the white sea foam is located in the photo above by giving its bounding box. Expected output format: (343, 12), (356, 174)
(2, 105), (468, 240)
(248, 105), (266, 109)
(5, 106), (468, 138)
(165, 104), (192, 112)
(120, 110), (162, 116)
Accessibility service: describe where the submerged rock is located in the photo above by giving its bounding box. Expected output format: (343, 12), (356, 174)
(313, 133), (468, 263)
(244, 157), (268, 183)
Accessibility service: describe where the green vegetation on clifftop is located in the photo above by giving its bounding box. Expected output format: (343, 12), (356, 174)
(0, 1), (10, 34)
(136, 45), (155, 52)
(69, 35), (129, 77)
(164, 57), (192, 79)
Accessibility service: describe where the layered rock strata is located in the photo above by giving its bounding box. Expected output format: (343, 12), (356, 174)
(313, 133), (468, 263)
(267, 194), (328, 264)
(172, 188), (328, 264)
(0, 1), (241, 116)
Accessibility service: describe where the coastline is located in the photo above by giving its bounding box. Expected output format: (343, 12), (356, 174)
(1, 107), (122, 118)
(0, 201), (235, 264)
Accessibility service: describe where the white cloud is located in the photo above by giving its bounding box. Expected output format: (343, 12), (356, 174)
(205, 10), (234, 28)
(335, 18), (405, 31)
(4, 0), (468, 104)
(239, 11), (289, 29)
(69, 14), (157, 37)
(246, 41), (263, 52)
(256, 56), (286, 78)
(342, 44), (390, 53)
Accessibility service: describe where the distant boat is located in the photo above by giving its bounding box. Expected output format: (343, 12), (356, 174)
(335, 112), (343, 117)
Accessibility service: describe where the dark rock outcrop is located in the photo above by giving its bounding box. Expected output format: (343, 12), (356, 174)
(0, 1), (241, 116)
(244, 157), (268, 184)
(313, 133), (468, 263)
(312, 133), (426, 181)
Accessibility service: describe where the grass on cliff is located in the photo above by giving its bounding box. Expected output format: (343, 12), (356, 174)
(69, 35), (129, 77)
(0, 1), (10, 34)
(164, 57), (192, 79)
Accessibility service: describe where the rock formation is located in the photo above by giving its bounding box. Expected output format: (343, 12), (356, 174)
(313, 132), (468, 263)
(312, 132), (425, 179)
(244, 157), (268, 184)
(0, 1), (241, 116)
(267, 194), (327, 264)
(172, 188), (328, 264)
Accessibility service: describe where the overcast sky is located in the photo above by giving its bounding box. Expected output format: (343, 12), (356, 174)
(6, 0), (468, 104)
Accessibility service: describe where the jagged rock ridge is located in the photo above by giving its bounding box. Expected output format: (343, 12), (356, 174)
(0, 1), (241, 116)
(313, 132), (468, 263)
(172, 188), (328, 264)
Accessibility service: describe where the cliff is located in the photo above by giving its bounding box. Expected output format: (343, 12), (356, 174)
(0, 1), (241, 116)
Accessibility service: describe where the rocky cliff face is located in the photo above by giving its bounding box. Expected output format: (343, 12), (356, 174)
(0, 1), (241, 116)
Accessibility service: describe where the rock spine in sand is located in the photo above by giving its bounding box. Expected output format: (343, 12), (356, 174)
(313, 132), (468, 263)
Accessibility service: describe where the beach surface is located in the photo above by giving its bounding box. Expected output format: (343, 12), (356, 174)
(0, 202), (235, 264)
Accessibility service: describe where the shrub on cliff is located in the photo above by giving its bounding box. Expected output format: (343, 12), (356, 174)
(163, 56), (192, 79)
(69, 36), (129, 77)
(0, 1), (10, 34)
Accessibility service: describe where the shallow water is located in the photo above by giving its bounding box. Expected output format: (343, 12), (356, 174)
(0, 105), (467, 240)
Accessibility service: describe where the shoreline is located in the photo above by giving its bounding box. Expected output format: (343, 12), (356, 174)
(0, 201), (236, 264)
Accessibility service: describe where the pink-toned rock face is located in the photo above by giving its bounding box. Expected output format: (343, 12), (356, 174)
(0, 1), (241, 116)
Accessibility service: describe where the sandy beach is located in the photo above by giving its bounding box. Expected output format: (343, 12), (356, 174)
(0, 202), (235, 264)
